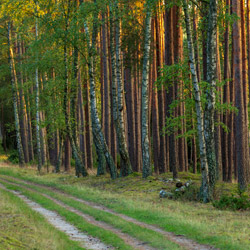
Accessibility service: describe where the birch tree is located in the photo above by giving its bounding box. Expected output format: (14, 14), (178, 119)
(141, 0), (152, 178)
(182, 0), (210, 202)
(34, 3), (42, 172)
(7, 22), (25, 167)
(82, 0), (117, 179)
(109, 0), (132, 176)
(204, 0), (218, 192)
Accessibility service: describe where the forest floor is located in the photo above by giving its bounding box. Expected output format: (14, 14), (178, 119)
(0, 162), (249, 250)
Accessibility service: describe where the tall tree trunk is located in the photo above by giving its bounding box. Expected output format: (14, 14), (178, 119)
(109, 2), (132, 176)
(17, 37), (29, 163)
(222, 0), (230, 182)
(35, 5), (42, 171)
(101, 12), (111, 157)
(240, 0), (250, 181)
(7, 22), (25, 166)
(151, 18), (160, 174)
(204, 0), (218, 192)
(63, 9), (87, 177)
(63, 43), (87, 176)
(165, 7), (178, 178)
(215, 29), (222, 179)
(232, 0), (248, 190)
(83, 6), (117, 179)
(124, 63), (136, 171)
(141, 1), (152, 178)
(182, 0), (210, 202)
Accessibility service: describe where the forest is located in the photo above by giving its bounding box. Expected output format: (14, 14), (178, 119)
(0, 0), (250, 249)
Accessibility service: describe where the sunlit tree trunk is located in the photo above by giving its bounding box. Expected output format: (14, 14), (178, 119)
(17, 37), (29, 163)
(151, 18), (160, 174)
(7, 22), (25, 166)
(232, 0), (248, 190)
(165, 7), (178, 178)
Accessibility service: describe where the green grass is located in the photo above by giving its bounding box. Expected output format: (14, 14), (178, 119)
(0, 187), (84, 250)
(1, 176), (181, 250)
(1, 166), (250, 250)
(0, 180), (136, 250)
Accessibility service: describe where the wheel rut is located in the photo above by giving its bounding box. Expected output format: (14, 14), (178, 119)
(0, 178), (156, 250)
(0, 183), (112, 250)
(0, 175), (218, 250)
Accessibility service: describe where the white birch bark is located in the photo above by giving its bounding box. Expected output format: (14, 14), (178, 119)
(83, 6), (117, 179)
(182, 0), (210, 202)
(7, 22), (25, 166)
(109, 1), (132, 176)
(35, 2), (42, 171)
(141, 1), (152, 178)
(204, 0), (218, 191)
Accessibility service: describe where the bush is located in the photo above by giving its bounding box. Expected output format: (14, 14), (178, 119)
(213, 193), (250, 211)
(172, 183), (200, 201)
(7, 150), (19, 164)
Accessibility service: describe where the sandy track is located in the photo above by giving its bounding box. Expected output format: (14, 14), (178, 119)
(0, 183), (112, 250)
(0, 175), (218, 250)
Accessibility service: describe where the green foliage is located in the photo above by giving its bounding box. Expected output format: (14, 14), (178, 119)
(7, 150), (19, 164)
(213, 192), (250, 211)
(156, 61), (238, 141)
(172, 184), (200, 201)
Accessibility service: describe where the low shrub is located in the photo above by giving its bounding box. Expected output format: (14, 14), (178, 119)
(213, 192), (250, 211)
(7, 150), (19, 164)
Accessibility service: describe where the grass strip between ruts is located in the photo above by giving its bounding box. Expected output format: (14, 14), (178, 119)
(0, 187), (84, 250)
(0, 180), (135, 250)
(1, 176), (182, 250)
(0, 168), (249, 250)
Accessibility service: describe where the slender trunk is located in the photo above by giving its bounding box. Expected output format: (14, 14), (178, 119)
(240, 0), (250, 181)
(124, 63), (136, 171)
(7, 22), (25, 166)
(17, 37), (29, 163)
(141, 1), (152, 178)
(35, 5), (42, 171)
(204, 0), (217, 192)
(222, 0), (230, 182)
(83, 8), (117, 179)
(165, 7), (178, 178)
(109, 2), (132, 176)
(215, 29), (222, 179)
(152, 18), (160, 174)
(232, 0), (248, 190)
(182, 0), (210, 202)
(102, 12), (111, 154)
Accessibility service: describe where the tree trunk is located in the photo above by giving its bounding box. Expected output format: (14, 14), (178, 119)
(109, 2), (132, 176)
(83, 8), (117, 179)
(222, 0), (230, 182)
(204, 0), (218, 192)
(182, 0), (210, 202)
(35, 5), (42, 171)
(141, 1), (152, 178)
(232, 0), (248, 190)
(7, 22), (25, 166)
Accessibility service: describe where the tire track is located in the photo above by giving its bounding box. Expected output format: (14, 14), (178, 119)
(0, 183), (111, 250)
(0, 175), (217, 250)
(0, 178), (157, 250)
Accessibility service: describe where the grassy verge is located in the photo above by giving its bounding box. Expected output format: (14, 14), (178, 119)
(0, 180), (136, 250)
(1, 176), (181, 250)
(0, 187), (83, 250)
(1, 167), (250, 250)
